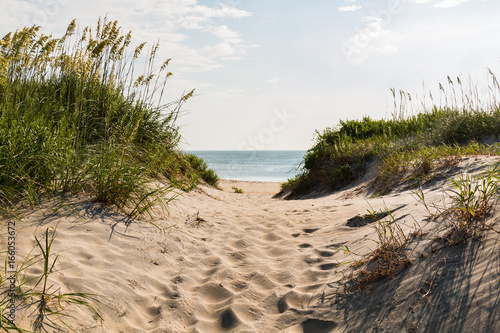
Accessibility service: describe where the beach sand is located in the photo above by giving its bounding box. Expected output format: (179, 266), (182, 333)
(4, 157), (500, 332)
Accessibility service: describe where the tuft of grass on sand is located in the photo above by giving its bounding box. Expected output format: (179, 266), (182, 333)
(232, 186), (244, 194)
(432, 164), (499, 244)
(1, 227), (103, 331)
(341, 205), (413, 292)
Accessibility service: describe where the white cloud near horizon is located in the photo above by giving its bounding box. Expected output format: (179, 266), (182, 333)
(434, 0), (470, 8)
(339, 5), (362, 12)
(410, 0), (472, 7)
(265, 77), (281, 83)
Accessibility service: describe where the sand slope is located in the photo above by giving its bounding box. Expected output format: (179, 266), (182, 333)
(3, 157), (500, 332)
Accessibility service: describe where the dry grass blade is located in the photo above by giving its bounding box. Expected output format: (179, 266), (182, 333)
(343, 205), (412, 292)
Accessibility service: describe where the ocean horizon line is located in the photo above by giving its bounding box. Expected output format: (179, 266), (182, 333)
(184, 149), (307, 152)
(186, 150), (304, 182)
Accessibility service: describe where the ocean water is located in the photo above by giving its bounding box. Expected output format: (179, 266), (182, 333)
(187, 151), (305, 182)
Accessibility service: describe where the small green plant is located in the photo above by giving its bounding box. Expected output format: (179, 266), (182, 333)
(202, 169), (220, 187)
(0, 227), (102, 331)
(363, 207), (411, 279)
(29, 227), (102, 330)
(443, 165), (499, 242)
(411, 186), (436, 218)
(232, 186), (243, 194)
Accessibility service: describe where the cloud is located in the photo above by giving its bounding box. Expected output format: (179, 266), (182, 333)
(207, 89), (245, 98)
(265, 77), (281, 83)
(339, 5), (362, 12)
(0, 0), (254, 78)
(434, 0), (470, 8)
(410, 0), (471, 7)
(190, 4), (251, 19)
(210, 25), (241, 44)
(340, 16), (398, 65)
(203, 43), (235, 58)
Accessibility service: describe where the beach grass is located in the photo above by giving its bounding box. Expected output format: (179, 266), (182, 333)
(281, 73), (500, 198)
(0, 18), (217, 217)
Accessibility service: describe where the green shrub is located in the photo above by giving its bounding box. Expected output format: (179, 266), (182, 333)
(203, 169), (220, 187)
(182, 153), (220, 187)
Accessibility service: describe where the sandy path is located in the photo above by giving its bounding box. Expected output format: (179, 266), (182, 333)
(4, 159), (500, 332)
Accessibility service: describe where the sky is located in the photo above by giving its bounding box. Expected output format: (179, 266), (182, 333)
(1, 0), (500, 150)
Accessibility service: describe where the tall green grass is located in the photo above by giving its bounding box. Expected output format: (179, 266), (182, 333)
(0, 18), (218, 216)
(282, 74), (500, 198)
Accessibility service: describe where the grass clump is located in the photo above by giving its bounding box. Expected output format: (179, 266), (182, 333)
(232, 186), (243, 194)
(342, 206), (412, 292)
(0, 18), (217, 217)
(163, 153), (220, 191)
(0, 227), (102, 331)
(282, 74), (500, 198)
(422, 165), (500, 244)
(345, 164), (500, 290)
(184, 154), (220, 187)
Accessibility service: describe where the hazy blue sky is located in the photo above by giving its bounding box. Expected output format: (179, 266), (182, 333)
(2, 0), (500, 150)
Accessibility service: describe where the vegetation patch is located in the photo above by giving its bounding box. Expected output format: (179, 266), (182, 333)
(340, 206), (413, 292)
(232, 186), (244, 194)
(338, 164), (500, 294)
(0, 18), (222, 331)
(281, 74), (500, 198)
(0, 18), (218, 218)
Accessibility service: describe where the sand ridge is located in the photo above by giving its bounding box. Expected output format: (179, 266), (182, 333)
(4, 158), (500, 332)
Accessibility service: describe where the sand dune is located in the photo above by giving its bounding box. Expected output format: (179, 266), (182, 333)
(4, 157), (500, 332)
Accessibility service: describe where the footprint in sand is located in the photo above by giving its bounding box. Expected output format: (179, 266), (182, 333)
(302, 318), (337, 333)
(197, 282), (234, 303)
(220, 308), (241, 329)
(277, 290), (308, 314)
(318, 263), (337, 271)
(314, 249), (335, 257)
(303, 228), (319, 234)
